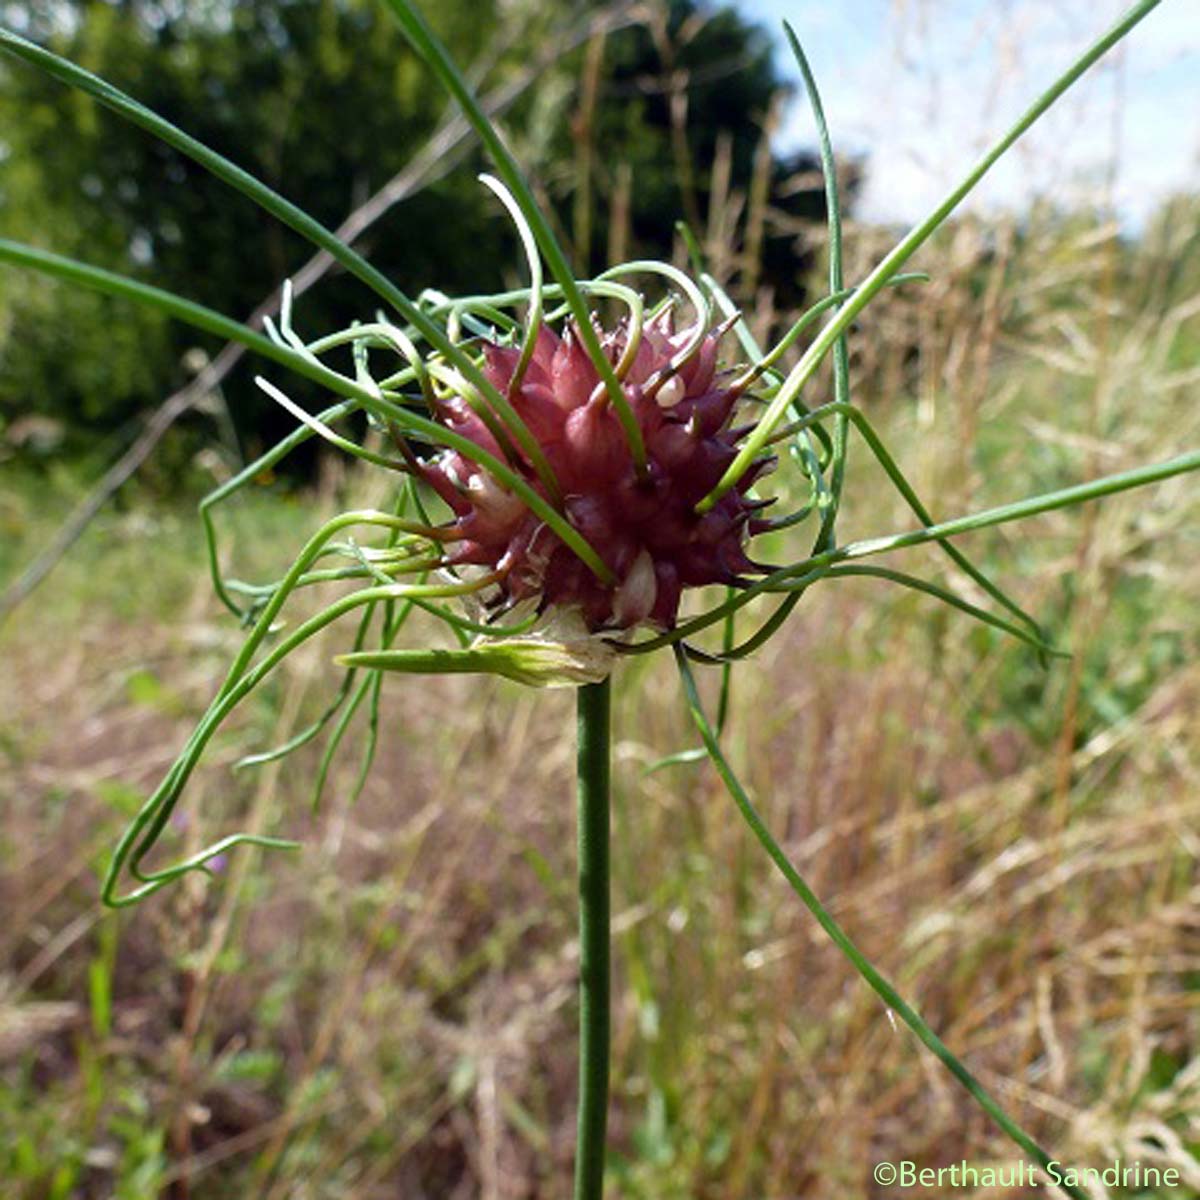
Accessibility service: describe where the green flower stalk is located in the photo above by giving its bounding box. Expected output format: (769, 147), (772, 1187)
(0, 1), (1190, 1197)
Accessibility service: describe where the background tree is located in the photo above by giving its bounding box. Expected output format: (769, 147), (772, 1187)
(0, 0), (848, 466)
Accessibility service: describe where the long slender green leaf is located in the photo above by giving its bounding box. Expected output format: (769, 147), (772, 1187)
(829, 450), (1200, 562)
(199, 399), (363, 617)
(107, 567), (498, 905)
(338, 641), (614, 688)
(698, 0), (1164, 513)
(675, 648), (1089, 1200)
(0, 238), (614, 584)
(784, 23), (849, 554)
(626, 446), (1200, 655)
(0, 29), (565, 500)
(0, 29), (406, 323)
(376, 0), (648, 468)
(692, 566), (1063, 662)
(770, 399), (1048, 643)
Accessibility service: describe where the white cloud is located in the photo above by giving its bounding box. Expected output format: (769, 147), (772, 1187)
(747, 0), (1200, 228)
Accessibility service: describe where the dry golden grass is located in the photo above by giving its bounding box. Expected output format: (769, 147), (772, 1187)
(2, 190), (1199, 1199)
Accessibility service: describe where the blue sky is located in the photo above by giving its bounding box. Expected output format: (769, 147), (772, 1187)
(735, 0), (1199, 227)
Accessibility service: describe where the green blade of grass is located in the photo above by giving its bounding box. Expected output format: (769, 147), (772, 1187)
(674, 647), (1090, 1200)
(697, 0), (1165, 514)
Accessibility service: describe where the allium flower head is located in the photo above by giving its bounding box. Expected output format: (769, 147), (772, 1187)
(421, 310), (775, 631)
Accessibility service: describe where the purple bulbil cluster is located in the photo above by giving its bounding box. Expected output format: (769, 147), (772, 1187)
(420, 312), (774, 630)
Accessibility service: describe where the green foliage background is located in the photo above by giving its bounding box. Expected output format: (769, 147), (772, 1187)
(0, 0), (828, 465)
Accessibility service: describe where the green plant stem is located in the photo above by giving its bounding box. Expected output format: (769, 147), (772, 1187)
(575, 679), (611, 1200)
(675, 649), (1090, 1200)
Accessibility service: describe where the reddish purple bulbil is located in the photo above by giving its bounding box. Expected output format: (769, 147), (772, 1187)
(421, 312), (773, 630)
